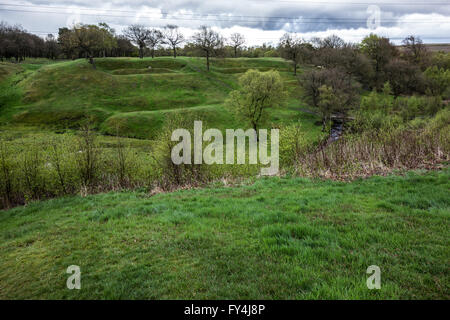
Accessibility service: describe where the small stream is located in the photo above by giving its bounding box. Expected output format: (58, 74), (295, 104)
(328, 119), (344, 143)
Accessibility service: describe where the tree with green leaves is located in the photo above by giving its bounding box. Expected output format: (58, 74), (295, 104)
(301, 68), (360, 131)
(424, 66), (450, 97)
(97, 23), (117, 58)
(317, 85), (338, 132)
(385, 58), (423, 97)
(72, 24), (105, 68)
(227, 69), (286, 134)
(360, 34), (398, 89)
(58, 27), (76, 59)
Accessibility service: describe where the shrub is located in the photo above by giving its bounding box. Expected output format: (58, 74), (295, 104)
(297, 116), (449, 179)
(264, 50), (279, 58)
(430, 52), (450, 70)
(0, 141), (14, 208)
(151, 113), (211, 191)
(18, 140), (45, 202)
(393, 95), (443, 120)
(279, 121), (307, 169)
(424, 66), (450, 98)
(352, 109), (403, 133)
(385, 58), (425, 96)
(75, 123), (101, 191)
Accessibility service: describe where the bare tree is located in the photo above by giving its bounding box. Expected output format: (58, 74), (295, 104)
(115, 35), (135, 57)
(317, 34), (346, 49)
(0, 23), (46, 62)
(123, 24), (149, 59)
(192, 26), (223, 71)
(163, 25), (184, 58)
(229, 33), (245, 58)
(0, 21), (8, 61)
(45, 34), (59, 60)
(402, 35), (430, 68)
(279, 33), (310, 75)
(145, 29), (163, 58)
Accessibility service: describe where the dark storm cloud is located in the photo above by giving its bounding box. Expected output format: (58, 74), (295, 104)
(4, 0), (448, 30)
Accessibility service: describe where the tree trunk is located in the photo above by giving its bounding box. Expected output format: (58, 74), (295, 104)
(89, 56), (96, 69)
(206, 51), (210, 71)
(139, 46), (144, 59)
(173, 47), (177, 58)
(151, 49), (155, 59)
(234, 46), (237, 58)
(253, 122), (259, 142)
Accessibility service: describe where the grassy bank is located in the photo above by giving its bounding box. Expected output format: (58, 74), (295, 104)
(0, 169), (448, 299)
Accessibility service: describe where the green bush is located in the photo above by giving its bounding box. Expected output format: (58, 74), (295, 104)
(151, 113), (213, 190)
(279, 121), (312, 169)
(424, 66), (450, 98)
(264, 50), (279, 58)
(393, 95), (443, 120)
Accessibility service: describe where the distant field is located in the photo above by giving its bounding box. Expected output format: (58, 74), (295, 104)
(423, 44), (450, 52)
(398, 43), (450, 53)
(0, 169), (448, 299)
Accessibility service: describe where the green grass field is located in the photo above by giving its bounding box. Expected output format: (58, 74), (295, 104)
(0, 169), (448, 299)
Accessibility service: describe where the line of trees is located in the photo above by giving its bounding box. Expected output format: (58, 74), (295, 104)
(0, 21), (282, 68)
(0, 21), (248, 71)
(0, 22), (47, 62)
(0, 22), (136, 63)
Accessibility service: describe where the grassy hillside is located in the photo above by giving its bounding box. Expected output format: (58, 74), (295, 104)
(0, 57), (315, 140)
(0, 169), (448, 299)
(0, 57), (448, 300)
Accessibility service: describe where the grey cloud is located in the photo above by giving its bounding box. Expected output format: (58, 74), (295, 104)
(0, 0), (449, 43)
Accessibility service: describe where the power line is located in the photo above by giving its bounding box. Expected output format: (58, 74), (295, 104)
(1, 7), (449, 24)
(0, 3), (449, 21)
(1, 1), (449, 9)
(250, 0), (450, 4)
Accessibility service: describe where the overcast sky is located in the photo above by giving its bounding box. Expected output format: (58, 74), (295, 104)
(0, 0), (449, 45)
